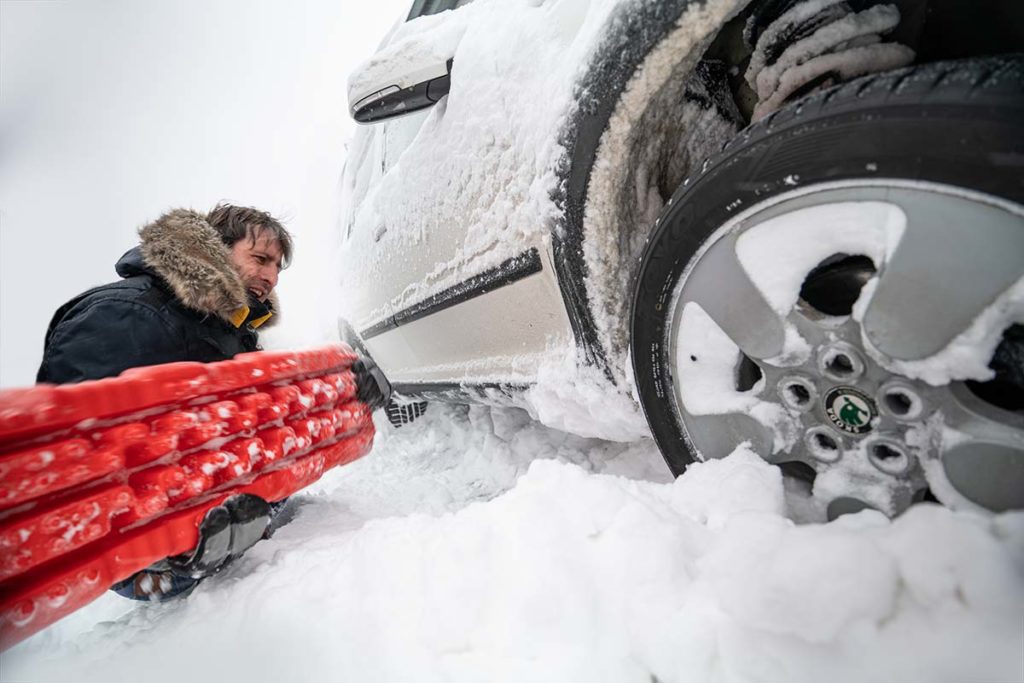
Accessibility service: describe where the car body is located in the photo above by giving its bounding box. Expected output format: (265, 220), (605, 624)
(339, 0), (1024, 515)
(340, 0), (746, 395)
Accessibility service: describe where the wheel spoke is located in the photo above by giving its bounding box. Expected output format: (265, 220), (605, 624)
(933, 384), (1024, 511)
(672, 302), (797, 456)
(812, 461), (924, 519)
(682, 412), (776, 461)
(679, 231), (788, 360)
(860, 188), (1024, 363)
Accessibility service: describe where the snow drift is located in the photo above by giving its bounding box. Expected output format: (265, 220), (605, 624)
(7, 404), (1022, 683)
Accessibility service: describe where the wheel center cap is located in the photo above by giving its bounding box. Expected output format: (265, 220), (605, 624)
(824, 386), (877, 435)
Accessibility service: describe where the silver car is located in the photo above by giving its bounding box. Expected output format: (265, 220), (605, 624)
(340, 0), (1024, 518)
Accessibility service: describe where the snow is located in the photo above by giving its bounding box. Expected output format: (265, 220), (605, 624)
(857, 275), (1024, 386)
(672, 198), (913, 452)
(744, 0), (850, 89)
(914, 420), (992, 516)
(676, 302), (797, 454)
(340, 0), (634, 324)
(581, 0), (746, 381)
(734, 198), (906, 364)
(810, 438), (910, 516)
(524, 346), (651, 443)
(3, 3), (1023, 682)
(7, 407), (1022, 682)
(726, 190), (1022, 389)
(338, 0), (730, 428)
(755, 42), (915, 119)
(57, 502), (103, 545)
(347, 9), (467, 103)
(744, 1), (914, 119)
(750, 4), (903, 101)
(736, 200), (905, 316)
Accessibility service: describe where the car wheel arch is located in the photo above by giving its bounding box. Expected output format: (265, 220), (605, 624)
(551, 0), (755, 382)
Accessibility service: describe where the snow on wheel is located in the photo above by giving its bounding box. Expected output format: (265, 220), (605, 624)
(631, 56), (1024, 518)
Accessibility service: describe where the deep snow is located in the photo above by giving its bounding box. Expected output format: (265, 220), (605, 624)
(5, 404), (1023, 683)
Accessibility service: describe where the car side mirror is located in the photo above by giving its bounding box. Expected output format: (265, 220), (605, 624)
(349, 58), (453, 124)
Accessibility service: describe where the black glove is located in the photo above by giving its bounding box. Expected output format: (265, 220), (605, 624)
(352, 357), (391, 411)
(167, 494), (272, 579)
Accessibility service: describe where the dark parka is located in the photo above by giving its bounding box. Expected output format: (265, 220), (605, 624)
(37, 209), (279, 384)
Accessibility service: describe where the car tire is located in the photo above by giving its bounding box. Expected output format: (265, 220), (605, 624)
(631, 55), (1024, 515)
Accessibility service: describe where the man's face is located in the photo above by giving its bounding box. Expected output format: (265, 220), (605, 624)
(229, 230), (284, 303)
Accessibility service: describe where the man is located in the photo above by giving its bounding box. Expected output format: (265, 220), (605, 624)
(38, 204), (290, 384)
(36, 204), (387, 601)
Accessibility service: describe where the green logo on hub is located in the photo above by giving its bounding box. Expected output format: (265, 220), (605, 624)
(824, 386), (877, 435)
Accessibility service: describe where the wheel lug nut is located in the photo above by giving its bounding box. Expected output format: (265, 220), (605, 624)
(818, 342), (865, 381)
(778, 375), (817, 412)
(877, 381), (925, 421)
(867, 437), (912, 475)
(804, 427), (841, 463)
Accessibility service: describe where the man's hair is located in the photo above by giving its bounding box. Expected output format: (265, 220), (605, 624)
(206, 203), (293, 268)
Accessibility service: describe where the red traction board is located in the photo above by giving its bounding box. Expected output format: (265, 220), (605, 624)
(0, 346), (375, 650)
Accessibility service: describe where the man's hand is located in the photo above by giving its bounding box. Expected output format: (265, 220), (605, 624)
(352, 357), (391, 411)
(167, 494), (272, 579)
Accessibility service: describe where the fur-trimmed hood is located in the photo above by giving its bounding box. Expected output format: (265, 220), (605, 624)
(116, 208), (279, 328)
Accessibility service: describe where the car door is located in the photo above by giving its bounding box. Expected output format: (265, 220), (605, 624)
(338, 0), (574, 389)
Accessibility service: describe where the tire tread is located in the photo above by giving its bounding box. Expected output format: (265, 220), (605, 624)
(692, 55), (1024, 188)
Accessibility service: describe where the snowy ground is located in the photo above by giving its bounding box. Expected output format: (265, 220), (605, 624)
(5, 403), (1023, 683)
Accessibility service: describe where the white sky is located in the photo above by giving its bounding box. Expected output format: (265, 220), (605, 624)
(0, 0), (410, 387)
